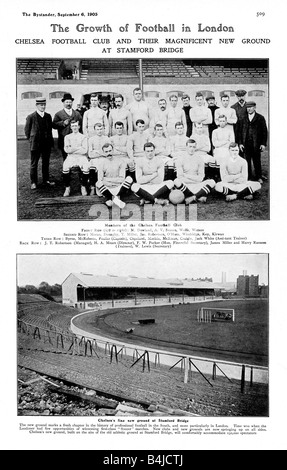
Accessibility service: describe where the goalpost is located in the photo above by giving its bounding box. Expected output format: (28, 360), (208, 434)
(197, 307), (235, 323)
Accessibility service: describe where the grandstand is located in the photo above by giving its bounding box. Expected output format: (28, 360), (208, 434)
(17, 58), (268, 83)
(17, 59), (63, 80)
(62, 272), (217, 309)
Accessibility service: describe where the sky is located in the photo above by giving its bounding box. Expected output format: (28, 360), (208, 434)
(17, 253), (269, 287)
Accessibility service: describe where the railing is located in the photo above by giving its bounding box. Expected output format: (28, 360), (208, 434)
(70, 312), (268, 391)
(74, 295), (221, 310)
(18, 311), (268, 395)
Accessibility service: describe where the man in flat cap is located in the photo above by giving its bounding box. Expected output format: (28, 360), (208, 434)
(24, 97), (54, 190)
(52, 93), (82, 160)
(231, 89), (248, 141)
(237, 101), (268, 183)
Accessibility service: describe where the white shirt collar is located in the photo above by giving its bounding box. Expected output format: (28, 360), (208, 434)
(64, 108), (73, 116)
(37, 110), (45, 118)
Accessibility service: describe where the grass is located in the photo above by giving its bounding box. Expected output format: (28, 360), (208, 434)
(17, 139), (269, 221)
(75, 298), (269, 366)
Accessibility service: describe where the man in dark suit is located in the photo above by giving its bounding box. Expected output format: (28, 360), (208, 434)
(237, 101), (268, 183)
(231, 89), (248, 141)
(181, 94), (193, 137)
(206, 93), (219, 154)
(24, 98), (54, 190)
(52, 93), (82, 160)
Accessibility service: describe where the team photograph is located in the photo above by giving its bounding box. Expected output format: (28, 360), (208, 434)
(17, 58), (269, 221)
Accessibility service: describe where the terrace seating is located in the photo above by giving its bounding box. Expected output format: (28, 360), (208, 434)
(80, 59), (138, 79)
(17, 59), (62, 78)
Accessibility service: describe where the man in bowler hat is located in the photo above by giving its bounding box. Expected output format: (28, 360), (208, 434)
(24, 97), (54, 190)
(237, 101), (268, 183)
(52, 93), (82, 160)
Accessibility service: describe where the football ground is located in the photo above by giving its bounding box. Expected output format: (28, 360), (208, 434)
(72, 298), (268, 366)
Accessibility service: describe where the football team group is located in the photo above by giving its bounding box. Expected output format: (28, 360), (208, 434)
(24, 87), (268, 208)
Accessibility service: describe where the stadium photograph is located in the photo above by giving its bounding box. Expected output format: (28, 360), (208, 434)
(17, 58), (269, 221)
(17, 253), (269, 417)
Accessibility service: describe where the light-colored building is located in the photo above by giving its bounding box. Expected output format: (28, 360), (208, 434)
(62, 272), (217, 309)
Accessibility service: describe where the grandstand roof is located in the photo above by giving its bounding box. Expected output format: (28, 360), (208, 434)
(64, 273), (216, 290)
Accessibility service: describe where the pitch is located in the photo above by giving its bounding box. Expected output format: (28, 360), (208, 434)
(73, 298), (268, 366)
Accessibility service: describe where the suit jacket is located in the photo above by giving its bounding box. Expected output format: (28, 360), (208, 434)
(231, 102), (248, 121)
(24, 111), (54, 151)
(52, 109), (83, 149)
(237, 112), (268, 149)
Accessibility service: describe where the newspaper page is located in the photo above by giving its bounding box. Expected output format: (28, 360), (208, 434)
(1, 0), (286, 454)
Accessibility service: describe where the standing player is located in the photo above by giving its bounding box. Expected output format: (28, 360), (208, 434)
(174, 139), (215, 204)
(131, 142), (174, 205)
(24, 97), (54, 190)
(215, 142), (261, 201)
(189, 92), (212, 136)
(166, 94), (187, 137)
(214, 94), (237, 130)
(149, 98), (169, 135)
(109, 94), (133, 136)
(62, 120), (89, 197)
(82, 93), (109, 137)
(211, 114), (235, 181)
(126, 87), (151, 131)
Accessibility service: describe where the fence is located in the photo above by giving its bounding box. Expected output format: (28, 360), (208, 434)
(74, 295), (221, 310)
(18, 305), (268, 395)
(69, 312), (268, 391)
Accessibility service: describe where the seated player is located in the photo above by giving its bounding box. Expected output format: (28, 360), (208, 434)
(211, 114), (235, 181)
(148, 123), (173, 180)
(214, 94), (237, 130)
(95, 143), (133, 209)
(109, 94), (133, 136)
(191, 122), (212, 178)
(131, 142), (174, 205)
(82, 93), (109, 137)
(149, 98), (169, 135)
(127, 119), (150, 182)
(215, 142), (261, 201)
(170, 122), (189, 160)
(166, 94), (187, 137)
(127, 119), (149, 159)
(88, 122), (111, 194)
(149, 123), (171, 160)
(62, 120), (89, 197)
(169, 122), (190, 180)
(110, 121), (129, 162)
(174, 139), (215, 204)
